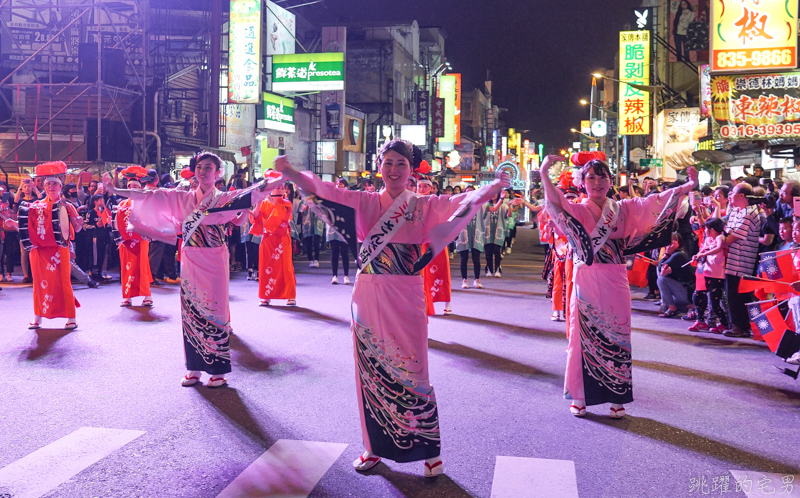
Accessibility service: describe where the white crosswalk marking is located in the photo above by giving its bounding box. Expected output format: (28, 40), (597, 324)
(729, 470), (800, 496)
(216, 439), (348, 498)
(491, 456), (579, 498)
(0, 427), (145, 498)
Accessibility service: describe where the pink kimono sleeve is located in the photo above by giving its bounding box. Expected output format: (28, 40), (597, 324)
(128, 189), (194, 244)
(618, 188), (683, 239)
(416, 182), (502, 245)
(298, 171), (381, 238)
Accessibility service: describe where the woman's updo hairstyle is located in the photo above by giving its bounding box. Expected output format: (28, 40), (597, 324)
(377, 138), (414, 167)
(189, 151), (223, 172)
(570, 151), (611, 192)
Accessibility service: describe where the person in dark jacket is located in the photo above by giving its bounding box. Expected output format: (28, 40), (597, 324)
(657, 232), (696, 318)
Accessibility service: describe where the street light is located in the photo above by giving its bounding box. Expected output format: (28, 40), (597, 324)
(592, 73), (662, 93)
(579, 99), (619, 117)
(570, 128), (598, 142)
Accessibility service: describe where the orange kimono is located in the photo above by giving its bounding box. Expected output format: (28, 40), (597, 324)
(114, 198), (152, 299)
(422, 245), (451, 316)
(21, 199), (79, 319)
(251, 197), (295, 300)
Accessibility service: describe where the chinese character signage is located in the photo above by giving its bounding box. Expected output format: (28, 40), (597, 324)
(711, 0), (798, 72)
(416, 90), (429, 127)
(710, 72), (800, 140)
(655, 108), (705, 176)
(439, 75), (456, 150)
(259, 92), (295, 133)
(433, 98), (445, 138)
(222, 104), (256, 152)
(321, 27), (346, 140)
(228, 0), (262, 104)
(453, 73), (462, 145)
(265, 1), (295, 55)
(619, 31), (651, 136)
(272, 53), (345, 92)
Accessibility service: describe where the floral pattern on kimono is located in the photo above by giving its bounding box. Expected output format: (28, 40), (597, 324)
(547, 190), (682, 406)
(295, 173), (500, 462)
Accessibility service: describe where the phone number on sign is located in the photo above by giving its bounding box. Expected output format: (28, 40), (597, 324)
(719, 123), (800, 139)
(715, 49), (794, 70)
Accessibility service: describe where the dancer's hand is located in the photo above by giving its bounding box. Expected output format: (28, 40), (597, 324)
(495, 171), (512, 189)
(274, 155), (292, 174)
(686, 166), (699, 187)
(540, 155), (563, 176)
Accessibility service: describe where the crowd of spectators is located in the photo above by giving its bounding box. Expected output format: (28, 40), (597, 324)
(627, 171), (800, 351)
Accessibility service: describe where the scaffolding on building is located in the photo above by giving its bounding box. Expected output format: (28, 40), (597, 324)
(0, 0), (150, 180)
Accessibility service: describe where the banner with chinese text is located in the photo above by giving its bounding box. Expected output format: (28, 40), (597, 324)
(619, 31), (650, 136)
(416, 90), (429, 128)
(432, 98), (445, 138)
(710, 72), (800, 141)
(272, 53), (344, 92)
(228, 0), (262, 104)
(711, 0), (798, 72)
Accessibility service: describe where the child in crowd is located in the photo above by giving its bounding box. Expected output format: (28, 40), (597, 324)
(777, 217), (796, 251)
(689, 218), (729, 334)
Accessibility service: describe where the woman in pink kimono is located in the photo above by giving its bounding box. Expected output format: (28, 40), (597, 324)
(541, 152), (697, 419)
(275, 139), (509, 478)
(103, 153), (278, 388)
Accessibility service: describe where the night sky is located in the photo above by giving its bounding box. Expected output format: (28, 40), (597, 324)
(304, 0), (642, 152)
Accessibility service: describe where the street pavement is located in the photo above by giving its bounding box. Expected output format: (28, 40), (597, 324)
(1, 227), (799, 498)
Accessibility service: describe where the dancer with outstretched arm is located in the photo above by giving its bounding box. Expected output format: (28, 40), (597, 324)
(104, 152), (279, 388)
(541, 152), (697, 418)
(274, 138), (509, 478)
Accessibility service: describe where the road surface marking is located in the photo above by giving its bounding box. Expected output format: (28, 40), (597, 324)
(729, 470), (800, 496)
(0, 427), (145, 498)
(217, 439), (348, 498)
(491, 456), (579, 498)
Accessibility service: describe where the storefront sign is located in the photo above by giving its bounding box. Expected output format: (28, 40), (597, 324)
(265, 0), (295, 55)
(228, 0), (262, 104)
(453, 73), (462, 145)
(632, 7), (654, 31)
(317, 141), (336, 161)
(439, 75), (456, 150)
(321, 27), (346, 140)
(711, 71), (800, 140)
(619, 31), (651, 136)
(272, 53), (345, 92)
(711, 0), (798, 72)
(432, 97), (445, 138)
(401, 125), (427, 146)
(591, 121), (607, 137)
(259, 92), (295, 133)
(700, 64), (712, 117)
(416, 91), (429, 127)
(222, 104), (256, 154)
(656, 108), (704, 175)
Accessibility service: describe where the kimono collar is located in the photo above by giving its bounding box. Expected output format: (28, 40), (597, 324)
(194, 186), (219, 205)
